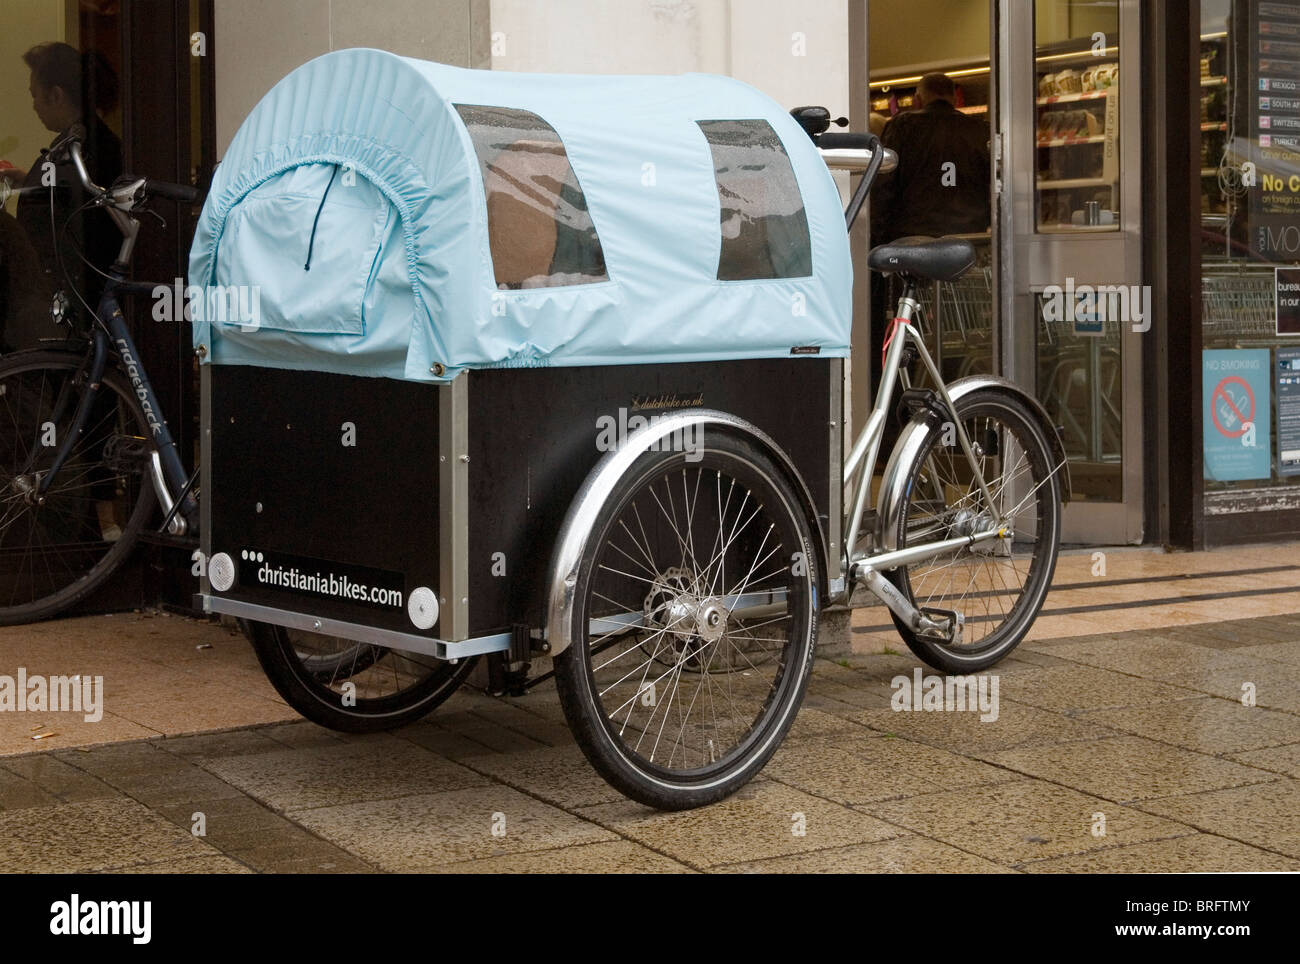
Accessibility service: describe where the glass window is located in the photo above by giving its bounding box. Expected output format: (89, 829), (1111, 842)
(1199, 0), (1300, 492)
(2, 12), (124, 352)
(454, 104), (607, 289)
(696, 119), (812, 281)
(1033, 0), (1121, 234)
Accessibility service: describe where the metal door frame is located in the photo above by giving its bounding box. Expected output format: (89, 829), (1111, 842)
(995, 0), (1145, 544)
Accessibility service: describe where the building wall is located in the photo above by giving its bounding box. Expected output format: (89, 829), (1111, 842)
(213, 0), (490, 154)
(490, 0), (851, 123)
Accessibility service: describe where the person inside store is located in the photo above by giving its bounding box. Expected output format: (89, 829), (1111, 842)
(1, 41), (122, 351)
(868, 71), (990, 400)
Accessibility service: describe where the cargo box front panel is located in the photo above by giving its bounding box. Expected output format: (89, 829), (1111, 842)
(206, 366), (442, 636)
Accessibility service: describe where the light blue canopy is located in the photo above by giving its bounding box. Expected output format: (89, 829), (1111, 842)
(189, 48), (851, 381)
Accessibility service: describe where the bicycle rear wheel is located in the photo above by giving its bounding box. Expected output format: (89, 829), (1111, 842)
(884, 388), (1062, 672)
(0, 350), (154, 624)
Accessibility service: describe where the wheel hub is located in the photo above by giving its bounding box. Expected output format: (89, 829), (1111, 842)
(12, 474), (42, 506)
(644, 567), (697, 639)
(695, 596), (728, 643)
(643, 570), (730, 652)
(951, 507), (995, 537)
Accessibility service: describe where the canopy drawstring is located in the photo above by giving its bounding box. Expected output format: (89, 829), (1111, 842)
(304, 163), (340, 271)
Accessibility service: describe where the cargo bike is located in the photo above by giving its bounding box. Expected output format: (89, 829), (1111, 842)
(5, 50), (1068, 810)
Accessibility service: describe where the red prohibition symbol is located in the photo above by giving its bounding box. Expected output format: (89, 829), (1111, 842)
(1211, 375), (1255, 439)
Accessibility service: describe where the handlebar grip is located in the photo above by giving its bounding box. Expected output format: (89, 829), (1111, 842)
(147, 180), (200, 204)
(816, 132), (879, 150)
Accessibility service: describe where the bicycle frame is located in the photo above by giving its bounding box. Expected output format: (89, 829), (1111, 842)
(841, 283), (1002, 567)
(836, 285), (1011, 640)
(34, 146), (197, 535)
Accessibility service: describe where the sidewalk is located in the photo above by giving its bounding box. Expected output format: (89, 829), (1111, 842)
(1, 543), (1298, 872)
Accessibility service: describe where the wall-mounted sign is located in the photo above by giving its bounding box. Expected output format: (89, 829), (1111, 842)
(1279, 266), (1300, 334)
(1252, 2), (1300, 260)
(1278, 346), (1300, 477)
(1203, 349), (1272, 481)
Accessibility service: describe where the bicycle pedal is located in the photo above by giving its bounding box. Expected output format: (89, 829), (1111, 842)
(916, 606), (964, 645)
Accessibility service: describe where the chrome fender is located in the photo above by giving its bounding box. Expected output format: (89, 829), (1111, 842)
(545, 409), (826, 656)
(876, 376), (1070, 555)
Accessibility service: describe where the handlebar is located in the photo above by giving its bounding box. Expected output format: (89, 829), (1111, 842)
(816, 132), (875, 151)
(145, 179), (200, 204)
(810, 128), (894, 231)
(59, 137), (200, 207)
(818, 145), (898, 174)
(39, 134), (203, 281)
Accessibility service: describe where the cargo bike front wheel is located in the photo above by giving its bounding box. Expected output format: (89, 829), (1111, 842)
(245, 623), (478, 733)
(554, 428), (818, 811)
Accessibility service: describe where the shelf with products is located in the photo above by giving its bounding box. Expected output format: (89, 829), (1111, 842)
(1197, 32), (1233, 225)
(868, 62), (992, 124)
(1035, 52), (1119, 231)
(1036, 89), (1109, 106)
(1038, 176), (1110, 190)
(1029, 32), (1124, 231)
(1037, 134), (1106, 148)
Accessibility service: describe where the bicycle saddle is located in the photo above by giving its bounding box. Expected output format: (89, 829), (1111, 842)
(867, 236), (976, 282)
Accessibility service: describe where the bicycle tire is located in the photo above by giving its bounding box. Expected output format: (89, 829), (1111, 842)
(0, 349), (155, 624)
(245, 621), (478, 733)
(553, 430), (818, 810)
(884, 387), (1062, 672)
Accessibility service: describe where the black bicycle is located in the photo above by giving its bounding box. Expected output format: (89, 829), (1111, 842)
(0, 133), (200, 623)
(0, 134), (478, 724)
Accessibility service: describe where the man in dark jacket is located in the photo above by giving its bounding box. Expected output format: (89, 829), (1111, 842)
(868, 72), (990, 403)
(870, 72), (990, 241)
(10, 42), (122, 339)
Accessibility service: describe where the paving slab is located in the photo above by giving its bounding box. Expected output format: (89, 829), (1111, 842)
(764, 735), (1019, 806)
(578, 780), (907, 869)
(859, 780), (1190, 866)
(993, 664), (1203, 714)
(848, 698), (1116, 757)
(1021, 833), (1300, 873)
(1228, 742), (1300, 779)
(428, 839), (695, 874)
(1134, 779), (1300, 859)
(987, 735), (1278, 802)
(1079, 697), (1300, 756)
(289, 785), (617, 871)
(199, 736), (490, 812)
(715, 834), (1014, 873)
(0, 796), (217, 872)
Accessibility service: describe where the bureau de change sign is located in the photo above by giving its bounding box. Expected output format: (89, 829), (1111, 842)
(1279, 266), (1300, 334)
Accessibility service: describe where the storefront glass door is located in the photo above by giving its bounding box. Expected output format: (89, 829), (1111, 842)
(996, 0), (1145, 543)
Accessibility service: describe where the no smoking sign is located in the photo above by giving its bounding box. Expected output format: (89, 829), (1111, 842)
(1211, 375), (1255, 439)
(1203, 349), (1271, 482)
